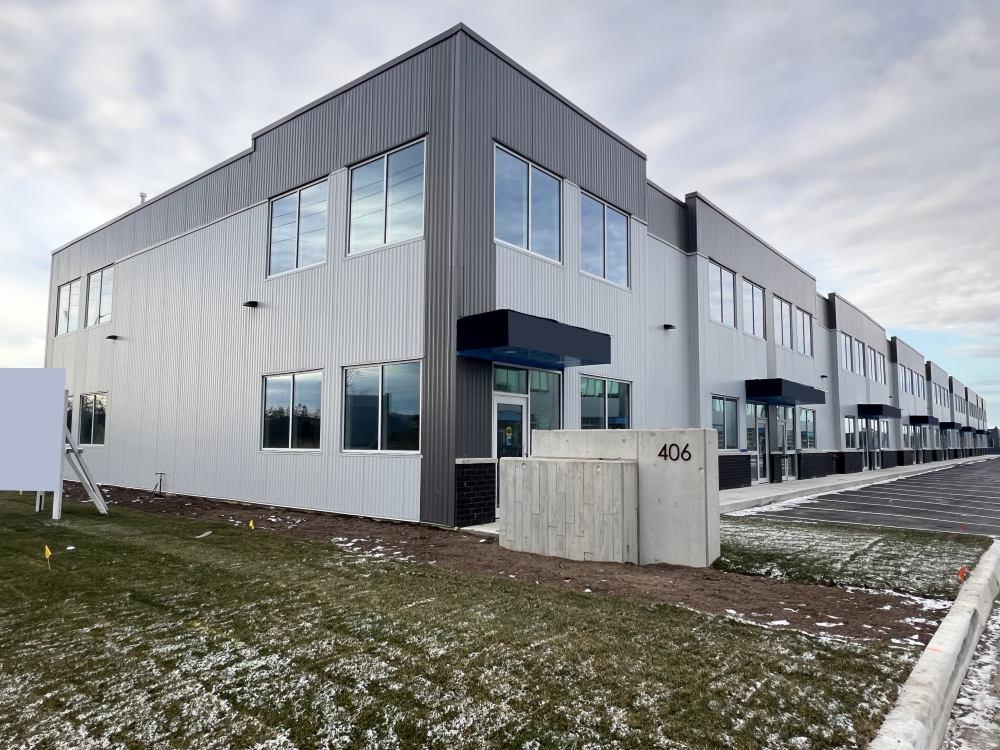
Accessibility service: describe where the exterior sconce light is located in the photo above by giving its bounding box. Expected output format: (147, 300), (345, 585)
(663, 324), (676, 331)
(106, 335), (119, 341)
(243, 301), (259, 308)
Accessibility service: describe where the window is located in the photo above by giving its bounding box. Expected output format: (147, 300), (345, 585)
(269, 180), (329, 274)
(56, 279), (82, 335)
(581, 194), (629, 286)
(773, 297), (793, 348)
(85, 267), (114, 327)
(903, 424), (911, 449)
(876, 353), (887, 385)
(881, 420), (889, 449)
(79, 393), (107, 446)
(66, 394), (73, 434)
(867, 347), (876, 382)
(581, 377), (630, 430)
(712, 396), (739, 450)
(262, 371), (323, 450)
(844, 416), (856, 449)
(853, 340), (865, 375)
(840, 332), (852, 371)
(899, 364), (908, 393)
(493, 146), (560, 261)
(343, 362), (420, 452)
(348, 141), (425, 256)
(708, 262), (736, 327)
(799, 409), (816, 449)
(492, 365), (562, 431)
(742, 280), (765, 338)
(795, 309), (813, 356)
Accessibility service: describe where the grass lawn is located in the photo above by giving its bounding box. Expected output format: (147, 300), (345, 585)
(717, 516), (993, 599)
(1, 493), (917, 749)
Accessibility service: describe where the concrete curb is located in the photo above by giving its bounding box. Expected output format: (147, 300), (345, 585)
(719, 456), (997, 514)
(868, 541), (1000, 750)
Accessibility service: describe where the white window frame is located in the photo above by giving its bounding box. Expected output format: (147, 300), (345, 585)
(579, 191), (630, 289)
(840, 332), (852, 371)
(708, 261), (737, 328)
(346, 138), (426, 258)
(260, 369), (324, 453)
(853, 340), (865, 376)
(580, 375), (632, 430)
(78, 391), (108, 447)
(342, 360), (422, 454)
(711, 394), (740, 451)
(492, 144), (562, 264)
(799, 408), (817, 450)
(773, 296), (793, 349)
(267, 177), (330, 277)
(844, 415), (856, 449)
(55, 278), (82, 336)
(795, 308), (813, 357)
(85, 265), (114, 328)
(742, 279), (766, 339)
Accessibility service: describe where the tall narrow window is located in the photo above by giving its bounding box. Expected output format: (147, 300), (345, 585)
(349, 141), (424, 255)
(493, 146), (560, 261)
(844, 416), (856, 448)
(581, 194), (629, 286)
(56, 279), (82, 335)
(66, 394), (74, 434)
(85, 267), (114, 327)
(773, 297), (793, 348)
(840, 332), (852, 371)
(79, 393), (107, 446)
(795, 309), (813, 356)
(344, 362), (421, 452)
(853, 340), (865, 375)
(877, 354), (887, 385)
(867, 347), (876, 382)
(262, 371), (323, 450)
(709, 261), (736, 327)
(581, 377), (630, 430)
(742, 280), (765, 338)
(800, 409), (816, 449)
(270, 180), (329, 274)
(712, 396), (739, 450)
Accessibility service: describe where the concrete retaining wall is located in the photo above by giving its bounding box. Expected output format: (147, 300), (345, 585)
(498, 458), (638, 563)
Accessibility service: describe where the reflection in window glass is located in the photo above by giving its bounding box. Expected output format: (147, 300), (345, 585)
(607, 380), (630, 429)
(580, 194), (605, 278)
(349, 160), (385, 253)
(291, 371), (323, 449)
(263, 372), (322, 450)
(381, 362), (421, 451)
(297, 183), (329, 268)
(530, 167), (560, 260)
(344, 367), (380, 450)
(774, 297), (792, 348)
(494, 148), (528, 249)
(386, 142), (425, 245)
(79, 393), (107, 446)
(580, 376), (605, 429)
(493, 366), (527, 394)
(800, 409), (816, 449)
(86, 267), (114, 327)
(712, 396), (738, 450)
(66, 394), (73, 433)
(269, 193), (299, 275)
(709, 262), (736, 327)
(529, 370), (561, 431)
(606, 207), (629, 287)
(270, 181), (328, 273)
(56, 279), (82, 335)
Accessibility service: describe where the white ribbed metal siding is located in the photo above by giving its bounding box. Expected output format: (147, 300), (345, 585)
(495, 181), (694, 431)
(52, 169), (423, 520)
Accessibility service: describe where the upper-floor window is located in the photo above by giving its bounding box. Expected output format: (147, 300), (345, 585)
(899, 364), (908, 393)
(270, 180), (329, 275)
(773, 297), (793, 349)
(349, 141), (425, 255)
(581, 376), (630, 429)
(262, 371), (323, 450)
(56, 279), (81, 335)
(840, 332), (852, 371)
(581, 194), (629, 286)
(79, 392), (107, 446)
(493, 146), (560, 261)
(708, 261), (736, 327)
(853, 339), (865, 376)
(742, 280), (765, 338)
(794, 309), (813, 356)
(876, 353), (887, 384)
(85, 267), (114, 327)
(344, 361), (421, 452)
(712, 395), (739, 450)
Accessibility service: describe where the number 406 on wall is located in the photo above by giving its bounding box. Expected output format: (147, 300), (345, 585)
(658, 443), (692, 462)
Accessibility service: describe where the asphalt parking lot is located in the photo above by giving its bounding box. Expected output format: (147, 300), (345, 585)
(757, 457), (1000, 537)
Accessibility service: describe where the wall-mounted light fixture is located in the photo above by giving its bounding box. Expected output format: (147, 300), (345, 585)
(663, 324), (676, 331)
(243, 301), (259, 308)
(105, 335), (119, 341)
(820, 374), (828, 379)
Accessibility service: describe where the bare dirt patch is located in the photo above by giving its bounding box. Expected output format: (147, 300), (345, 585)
(73, 483), (941, 645)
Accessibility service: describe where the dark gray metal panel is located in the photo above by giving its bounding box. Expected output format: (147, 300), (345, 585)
(455, 356), (492, 458)
(646, 182), (687, 250)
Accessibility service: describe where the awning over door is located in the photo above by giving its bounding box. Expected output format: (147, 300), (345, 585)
(858, 403), (903, 419)
(940, 421), (962, 430)
(960, 426), (975, 433)
(457, 309), (612, 370)
(745, 379), (826, 406)
(909, 415), (939, 426)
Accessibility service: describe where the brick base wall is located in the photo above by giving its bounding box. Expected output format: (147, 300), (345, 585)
(899, 450), (915, 466)
(455, 462), (497, 527)
(770, 454), (784, 483)
(836, 451), (864, 474)
(719, 454), (751, 490)
(800, 452), (836, 480)
(881, 451), (899, 469)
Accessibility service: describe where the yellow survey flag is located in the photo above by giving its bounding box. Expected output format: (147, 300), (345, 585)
(45, 545), (51, 559)
(249, 520), (254, 529)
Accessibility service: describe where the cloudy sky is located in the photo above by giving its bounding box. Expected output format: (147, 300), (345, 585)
(1, 0), (998, 407)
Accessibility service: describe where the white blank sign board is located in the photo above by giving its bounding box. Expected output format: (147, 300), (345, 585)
(0, 368), (66, 491)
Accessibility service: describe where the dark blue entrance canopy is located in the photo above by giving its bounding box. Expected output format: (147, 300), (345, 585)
(909, 415), (939, 426)
(960, 426), (975, 433)
(858, 403), (903, 419)
(940, 421), (962, 430)
(745, 378), (826, 406)
(457, 309), (611, 370)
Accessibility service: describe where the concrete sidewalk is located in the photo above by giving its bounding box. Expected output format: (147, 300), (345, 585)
(720, 455), (998, 514)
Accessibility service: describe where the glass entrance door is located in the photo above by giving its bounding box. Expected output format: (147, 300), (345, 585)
(494, 397), (528, 459)
(860, 419), (881, 470)
(756, 422), (768, 483)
